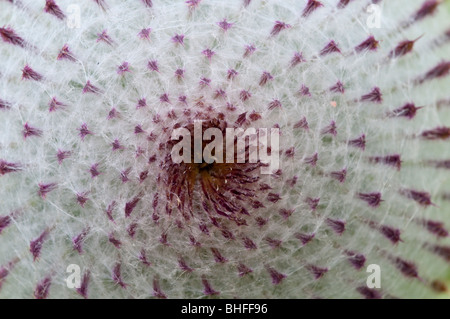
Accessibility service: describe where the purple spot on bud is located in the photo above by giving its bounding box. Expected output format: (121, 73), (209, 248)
(299, 84), (311, 97)
(361, 87), (382, 103)
(358, 192), (383, 208)
(345, 251), (366, 270)
(337, 0), (352, 9)
(78, 123), (93, 141)
(202, 48), (215, 61)
(243, 44), (256, 58)
(22, 65), (43, 81)
(199, 77), (211, 87)
(0, 258), (18, 290)
(186, 0), (201, 10)
(369, 154), (402, 171)
(267, 193), (281, 203)
(38, 183), (57, 199)
(92, 0), (108, 11)
(290, 52), (305, 67)
(44, 0), (66, 20)
(30, 229), (49, 261)
(266, 266), (286, 285)
(217, 19), (233, 31)
(295, 233), (315, 245)
(321, 120), (337, 136)
(357, 286), (381, 299)
(175, 69), (186, 80)
(227, 69), (238, 80)
(0, 98), (11, 110)
(389, 103), (422, 119)
(0, 215), (12, 235)
(178, 257), (193, 272)
(379, 224), (402, 244)
(90, 163), (101, 178)
(294, 117), (309, 130)
(0, 160), (21, 175)
(392, 257), (420, 279)
(107, 108), (118, 120)
(252, 200), (265, 209)
(106, 201), (116, 223)
(120, 167), (131, 183)
(418, 61), (450, 83)
(302, 0), (323, 17)
(413, 0), (439, 21)
(189, 236), (201, 247)
(112, 139), (124, 152)
(233, 112), (247, 126)
(270, 21), (291, 37)
(305, 197), (320, 210)
(136, 98), (147, 109)
(76, 271), (91, 299)
(266, 237), (282, 249)
(401, 189), (433, 206)
(127, 223), (137, 238)
(57, 44), (76, 61)
(73, 228), (89, 253)
(202, 276), (219, 296)
(349, 134), (366, 150)
(389, 38), (420, 58)
(279, 208), (294, 219)
(83, 81), (102, 94)
(249, 111), (261, 121)
(171, 33), (184, 46)
(108, 233), (122, 249)
(285, 147), (295, 157)
(117, 62), (130, 75)
(112, 263), (127, 288)
(48, 97), (66, 112)
(330, 81), (345, 93)
(159, 93), (171, 104)
(76, 191), (89, 207)
(138, 28), (151, 40)
(211, 248), (227, 263)
(326, 218), (346, 235)
(320, 40), (341, 56)
(34, 276), (51, 299)
(421, 126), (450, 140)
(152, 277), (167, 298)
(214, 89), (227, 99)
(147, 60), (159, 72)
(268, 99), (282, 110)
(286, 176), (298, 187)
(125, 196), (141, 218)
(141, 0), (152, 7)
(139, 249), (151, 266)
(304, 153), (318, 167)
(428, 245), (450, 262)
(220, 227), (235, 240)
(240, 90), (252, 102)
(255, 216), (268, 227)
(422, 220), (448, 238)
(23, 123), (42, 139)
(355, 36), (379, 53)
(237, 263), (253, 277)
(0, 27), (26, 47)
(96, 30), (114, 45)
(429, 160), (450, 170)
(307, 265), (328, 280)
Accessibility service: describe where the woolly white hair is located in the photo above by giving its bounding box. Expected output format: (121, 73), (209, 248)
(0, 0), (449, 298)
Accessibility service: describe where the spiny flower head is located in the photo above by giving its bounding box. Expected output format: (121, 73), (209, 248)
(0, 0), (450, 299)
